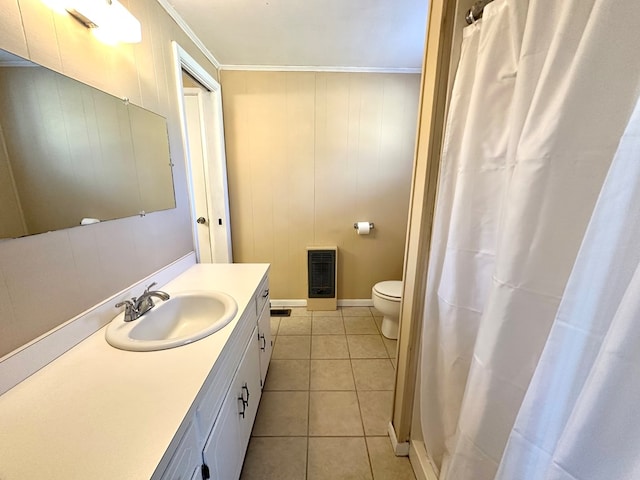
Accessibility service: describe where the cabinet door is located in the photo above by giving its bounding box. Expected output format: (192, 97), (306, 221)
(202, 326), (262, 480)
(160, 421), (201, 480)
(257, 303), (273, 387)
(190, 467), (202, 480)
(237, 328), (262, 449)
(202, 387), (242, 480)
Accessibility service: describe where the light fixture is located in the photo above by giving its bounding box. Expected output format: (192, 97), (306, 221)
(43, 0), (141, 44)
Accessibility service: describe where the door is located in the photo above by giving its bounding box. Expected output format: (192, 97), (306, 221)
(173, 42), (233, 264)
(183, 89), (214, 263)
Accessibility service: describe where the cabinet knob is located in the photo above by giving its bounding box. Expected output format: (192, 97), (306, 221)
(259, 333), (266, 351)
(196, 217), (207, 225)
(262, 289), (269, 298)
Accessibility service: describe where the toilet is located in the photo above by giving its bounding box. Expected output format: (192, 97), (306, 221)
(371, 280), (402, 340)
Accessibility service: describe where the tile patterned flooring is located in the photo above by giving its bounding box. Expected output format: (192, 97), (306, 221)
(240, 307), (415, 480)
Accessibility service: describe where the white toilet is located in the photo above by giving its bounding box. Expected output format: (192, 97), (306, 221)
(371, 280), (402, 340)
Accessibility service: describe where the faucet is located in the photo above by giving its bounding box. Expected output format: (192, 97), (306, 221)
(115, 282), (170, 322)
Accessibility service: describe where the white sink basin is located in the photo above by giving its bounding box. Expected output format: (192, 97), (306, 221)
(106, 290), (238, 351)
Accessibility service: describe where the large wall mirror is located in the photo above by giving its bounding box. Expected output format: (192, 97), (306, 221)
(0, 50), (176, 239)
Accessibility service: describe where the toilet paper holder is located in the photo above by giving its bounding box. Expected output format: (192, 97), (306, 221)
(353, 222), (374, 230)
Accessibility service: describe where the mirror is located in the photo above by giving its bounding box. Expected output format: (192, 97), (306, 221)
(0, 50), (176, 239)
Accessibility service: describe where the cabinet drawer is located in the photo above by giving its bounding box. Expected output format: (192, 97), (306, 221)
(255, 277), (270, 316)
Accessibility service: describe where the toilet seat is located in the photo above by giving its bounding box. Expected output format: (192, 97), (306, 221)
(373, 281), (402, 301)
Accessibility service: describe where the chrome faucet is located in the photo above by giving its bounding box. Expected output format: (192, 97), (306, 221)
(115, 282), (170, 322)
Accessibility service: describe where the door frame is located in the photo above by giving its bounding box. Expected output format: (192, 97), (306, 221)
(172, 41), (233, 263)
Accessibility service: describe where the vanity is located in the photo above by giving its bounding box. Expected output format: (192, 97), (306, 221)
(0, 263), (272, 480)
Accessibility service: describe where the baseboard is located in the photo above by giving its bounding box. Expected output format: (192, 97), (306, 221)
(388, 421), (410, 456)
(338, 299), (374, 307)
(270, 299), (307, 307)
(409, 440), (439, 480)
(269, 299), (374, 308)
(0, 252), (196, 396)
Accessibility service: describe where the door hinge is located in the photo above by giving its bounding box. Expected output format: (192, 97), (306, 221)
(201, 463), (210, 480)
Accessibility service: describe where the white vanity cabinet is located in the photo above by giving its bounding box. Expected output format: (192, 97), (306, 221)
(158, 273), (270, 480)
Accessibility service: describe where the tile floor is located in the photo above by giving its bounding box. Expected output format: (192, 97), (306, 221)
(240, 306), (415, 480)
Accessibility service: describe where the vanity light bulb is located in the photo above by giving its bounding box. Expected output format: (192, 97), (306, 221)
(43, 0), (141, 44)
(94, 0), (142, 44)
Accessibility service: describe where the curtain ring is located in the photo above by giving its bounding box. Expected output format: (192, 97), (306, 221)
(466, 9), (476, 25)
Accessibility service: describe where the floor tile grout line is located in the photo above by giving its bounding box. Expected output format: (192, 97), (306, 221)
(306, 340), (311, 480)
(350, 345), (375, 478)
(370, 307), (393, 475)
(364, 436), (376, 480)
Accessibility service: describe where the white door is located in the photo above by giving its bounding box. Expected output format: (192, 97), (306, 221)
(173, 42), (233, 264)
(183, 89), (213, 263)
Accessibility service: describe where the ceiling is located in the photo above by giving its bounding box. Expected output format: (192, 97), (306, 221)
(164, 0), (429, 72)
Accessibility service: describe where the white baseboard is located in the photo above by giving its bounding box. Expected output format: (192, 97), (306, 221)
(339, 299), (374, 307)
(270, 299), (307, 307)
(409, 440), (439, 480)
(0, 253), (196, 396)
(388, 421), (410, 456)
(269, 299), (374, 308)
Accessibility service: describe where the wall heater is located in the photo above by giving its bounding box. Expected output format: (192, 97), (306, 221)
(306, 246), (338, 311)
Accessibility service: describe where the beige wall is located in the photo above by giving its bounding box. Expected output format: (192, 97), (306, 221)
(221, 71), (420, 299)
(0, 0), (217, 357)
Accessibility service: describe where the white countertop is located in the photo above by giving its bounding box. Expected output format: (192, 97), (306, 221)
(0, 263), (269, 480)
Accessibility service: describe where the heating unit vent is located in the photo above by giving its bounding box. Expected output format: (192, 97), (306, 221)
(307, 250), (336, 298)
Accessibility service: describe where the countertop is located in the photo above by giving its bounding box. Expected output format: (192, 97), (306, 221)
(0, 263), (269, 480)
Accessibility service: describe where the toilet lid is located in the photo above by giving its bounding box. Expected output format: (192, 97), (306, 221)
(373, 281), (402, 299)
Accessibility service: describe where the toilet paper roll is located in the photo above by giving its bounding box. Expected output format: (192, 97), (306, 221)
(356, 222), (370, 235)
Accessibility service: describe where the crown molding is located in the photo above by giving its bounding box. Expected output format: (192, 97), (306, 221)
(156, 0), (221, 70)
(220, 64), (422, 74)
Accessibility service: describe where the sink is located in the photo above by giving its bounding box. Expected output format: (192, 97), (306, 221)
(106, 290), (238, 351)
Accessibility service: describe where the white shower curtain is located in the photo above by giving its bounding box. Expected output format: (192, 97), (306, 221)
(420, 0), (640, 478)
(496, 96), (640, 480)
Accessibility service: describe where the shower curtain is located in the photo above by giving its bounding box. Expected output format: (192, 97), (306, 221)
(420, 0), (640, 479)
